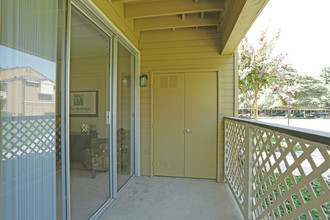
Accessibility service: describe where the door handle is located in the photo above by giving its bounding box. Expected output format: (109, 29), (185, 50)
(185, 129), (192, 133)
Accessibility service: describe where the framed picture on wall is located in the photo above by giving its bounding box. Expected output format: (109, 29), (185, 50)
(69, 90), (98, 117)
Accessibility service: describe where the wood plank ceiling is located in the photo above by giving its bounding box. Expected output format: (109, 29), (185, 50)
(112, 0), (231, 33)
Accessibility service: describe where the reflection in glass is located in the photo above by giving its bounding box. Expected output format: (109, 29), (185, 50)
(69, 8), (110, 220)
(117, 43), (135, 190)
(0, 0), (61, 219)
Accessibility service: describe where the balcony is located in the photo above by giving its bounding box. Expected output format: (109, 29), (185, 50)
(100, 117), (329, 220)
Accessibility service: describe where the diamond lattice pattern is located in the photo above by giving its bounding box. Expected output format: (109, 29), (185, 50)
(225, 119), (330, 220)
(1, 116), (56, 160)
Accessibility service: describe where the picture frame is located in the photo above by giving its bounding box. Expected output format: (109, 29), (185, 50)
(69, 90), (98, 117)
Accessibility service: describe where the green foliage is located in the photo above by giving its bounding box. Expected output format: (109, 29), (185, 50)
(257, 172), (328, 219)
(320, 66), (330, 107)
(291, 75), (329, 108)
(320, 66), (330, 84)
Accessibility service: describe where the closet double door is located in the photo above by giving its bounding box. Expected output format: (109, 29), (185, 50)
(153, 71), (217, 179)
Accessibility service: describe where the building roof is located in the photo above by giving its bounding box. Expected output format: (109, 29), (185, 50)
(0, 66), (54, 83)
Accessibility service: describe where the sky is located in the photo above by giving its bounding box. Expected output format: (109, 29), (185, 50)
(0, 45), (56, 81)
(246, 0), (330, 76)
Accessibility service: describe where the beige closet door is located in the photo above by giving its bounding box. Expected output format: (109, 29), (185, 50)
(184, 72), (217, 179)
(153, 72), (217, 179)
(153, 73), (185, 177)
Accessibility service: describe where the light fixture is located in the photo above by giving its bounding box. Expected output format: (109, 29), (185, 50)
(122, 75), (130, 87)
(140, 74), (148, 87)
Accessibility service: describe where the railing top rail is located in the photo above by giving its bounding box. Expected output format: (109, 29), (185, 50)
(0, 115), (56, 122)
(224, 116), (330, 146)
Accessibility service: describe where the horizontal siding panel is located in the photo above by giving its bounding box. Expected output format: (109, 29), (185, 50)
(141, 27), (220, 40)
(141, 33), (221, 44)
(140, 135), (150, 141)
(142, 65), (232, 72)
(140, 95), (150, 101)
(141, 56), (233, 65)
(219, 92), (235, 98)
(141, 45), (219, 55)
(219, 97), (234, 102)
(220, 76), (234, 83)
(141, 170), (150, 176)
(140, 101), (150, 107)
(219, 84), (234, 90)
(219, 71), (234, 76)
(140, 97), (150, 103)
(140, 27), (219, 42)
(140, 123), (150, 128)
(141, 60), (234, 69)
(140, 38), (221, 49)
(219, 109), (235, 115)
(219, 104), (235, 109)
(220, 102), (235, 107)
(142, 51), (223, 61)
(140, 111), (150, 117)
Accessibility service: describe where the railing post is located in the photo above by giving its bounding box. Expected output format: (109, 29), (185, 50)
(244, 123), (254, 220)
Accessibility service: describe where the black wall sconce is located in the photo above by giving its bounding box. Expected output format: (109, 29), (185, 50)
(140, 74), (148, 87)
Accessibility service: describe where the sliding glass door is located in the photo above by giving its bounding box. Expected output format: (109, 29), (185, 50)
(116, 43), (135, 190)
(1, 0), (139, 219)
(0, 0), (66, 219)
(69, 7), (111, 220)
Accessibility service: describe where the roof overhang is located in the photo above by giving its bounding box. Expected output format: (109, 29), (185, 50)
(220, 0), (269, 55)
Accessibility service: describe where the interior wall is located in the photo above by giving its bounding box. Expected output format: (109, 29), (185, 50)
(139, 27), (236, 181)
(70, 55), (108, 138)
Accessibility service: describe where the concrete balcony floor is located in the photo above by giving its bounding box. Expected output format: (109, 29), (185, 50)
(102, 176), (243, 220)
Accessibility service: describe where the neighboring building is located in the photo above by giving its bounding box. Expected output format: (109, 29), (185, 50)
(0, 67), (55, 117)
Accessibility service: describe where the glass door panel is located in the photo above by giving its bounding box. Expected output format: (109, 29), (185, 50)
(69, 7), (110, 220)
(0, 0), (64, 219)
(117, 43), (135, 190)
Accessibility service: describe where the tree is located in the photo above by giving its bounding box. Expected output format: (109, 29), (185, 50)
(291, 75), (329, 109)
(259, 65), (297, 109)
(320, 66), (330, 84)
(320, 66), (330, 107)
(238, 29), (294, 120)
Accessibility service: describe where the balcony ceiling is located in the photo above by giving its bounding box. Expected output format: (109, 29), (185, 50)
(109, 0), (268, 54)
(113, 0), (228, 33)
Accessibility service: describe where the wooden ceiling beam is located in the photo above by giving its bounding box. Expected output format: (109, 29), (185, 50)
(182, 14), (186, 20)
(112, 0), (138, 2)
(125, 0), (224, 19)
(134, 13), (219, 32)
(112, 0), (161, 3)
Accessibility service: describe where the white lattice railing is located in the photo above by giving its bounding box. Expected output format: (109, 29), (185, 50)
(224, 117), (330, 220)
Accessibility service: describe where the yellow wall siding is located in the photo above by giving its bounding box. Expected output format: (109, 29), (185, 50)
(92, 0), (139, 47)
(140, 86), (151, 175)
(139, 27), (235, 180)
